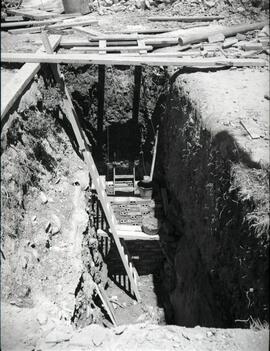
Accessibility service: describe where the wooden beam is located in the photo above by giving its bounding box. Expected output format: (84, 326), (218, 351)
(60, 38), (138, 47)
(132, 66), (142, 123)
(8, 18), (98, 34)
(6, 7), (58, 20)
(150, 128), (158, 181)
(1, 35), (61, 121)
(1, 14), (81, 28)
(70, 45), (153, 52)
(120, 27), (179, 34)
(148, 16), (224, 22)
(1, 52), (267, 67)
(1, 18), (63, 28)
(98, 228), (159, 241)
(97, 64), (105, 151)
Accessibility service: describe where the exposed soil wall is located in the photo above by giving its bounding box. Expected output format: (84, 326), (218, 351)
(157, 71), (269, 328)
(0, 70), (106, 330)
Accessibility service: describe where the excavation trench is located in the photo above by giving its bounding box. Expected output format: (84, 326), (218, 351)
(1, 64), (268, 333)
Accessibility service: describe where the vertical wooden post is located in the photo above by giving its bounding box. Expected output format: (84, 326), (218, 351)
(97, 64), (105, 152)
(132, 65), (142, 124)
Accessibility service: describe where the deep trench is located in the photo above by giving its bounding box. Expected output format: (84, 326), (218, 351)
(36, 64), (268, 329)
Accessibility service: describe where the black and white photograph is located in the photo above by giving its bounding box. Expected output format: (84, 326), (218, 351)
(0, 0), (269, 350)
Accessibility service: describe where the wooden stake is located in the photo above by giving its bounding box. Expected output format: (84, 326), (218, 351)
(97, 64), (105, 151)
(132, 66), (142, 123)
(150, 128), (158, 182)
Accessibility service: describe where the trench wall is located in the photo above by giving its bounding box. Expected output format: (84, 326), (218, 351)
(158, 72), (269, 328)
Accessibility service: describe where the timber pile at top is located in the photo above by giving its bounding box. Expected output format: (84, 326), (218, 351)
(1, 6), (269, 68)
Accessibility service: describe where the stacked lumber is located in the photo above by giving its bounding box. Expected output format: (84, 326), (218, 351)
(1, 7), (99, 34)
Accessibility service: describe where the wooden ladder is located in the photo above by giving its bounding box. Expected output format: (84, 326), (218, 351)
(113, 165), (136, 195)
(41, 32), (141, 302)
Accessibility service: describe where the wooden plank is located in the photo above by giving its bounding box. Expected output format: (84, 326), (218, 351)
(8, 18), (98, 34)
(99, 39), (107, 55)
(150, 128), (158, 181)
(70, 45), (153, 52)
(108, 196), (149, 203)
(2, 52), (267, 67)
(94, 282), (118, 326)
(240, 120), (261, 139)
(116, 224), (142, 232)
(97, 64), (105, 150)
(98, 228), (159, 241)
(73, 26), (101, 36)
(148, 16), (224, 22)
(132, 65), (142, 123)
(4, 16), (24, 22)
(1, 18), (63, 29)
(137, 39), (147, 55)
(1, 14), (80, 28)
(121, 27), (179, 34)
(40, 33), (141, 302)
(1, 35), (61, 121)
(7, 8), (58, 20)
(60, 38), (138, 47)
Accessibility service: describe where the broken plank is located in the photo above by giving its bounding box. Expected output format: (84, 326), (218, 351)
(1, 35), (61, 121)
(73, 26), (101, 36)
(240, 120), (261, 139)
(148, 16), (224, 22)
(7, 8), (58, 20)
(1, 52), (267, 67)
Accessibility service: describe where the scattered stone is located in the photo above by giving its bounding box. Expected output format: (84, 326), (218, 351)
(45, 221), (51, 233)
(236, 33), (246, 41)
(50, 214), (61, 235)
(73, 170), (89, 190)
(40, 192), (48, 204)
(204, 0), (216, 7)
(114, 325), (127, 335)
(92, 327), (106, 346)
(37, 312), (48, 326)
(55, 178), (61, 184)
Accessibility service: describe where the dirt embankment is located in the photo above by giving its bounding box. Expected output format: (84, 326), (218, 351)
(0, 69), (108, 348)
(157, 68), (269, 328)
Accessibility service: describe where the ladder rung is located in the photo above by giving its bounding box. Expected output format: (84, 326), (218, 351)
(114, 174), (135, 179)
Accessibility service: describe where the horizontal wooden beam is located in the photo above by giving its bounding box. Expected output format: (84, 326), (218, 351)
(1, 35), (61, 121)
(8, 18), (98, 34)
(1, 52), (267, 67)
(1, 14), (81, 28)
(60, 39), (138, 47)
(70, 45), (153, 52)
(97, 228), (159, 241)
(148, 16), (224, 22)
